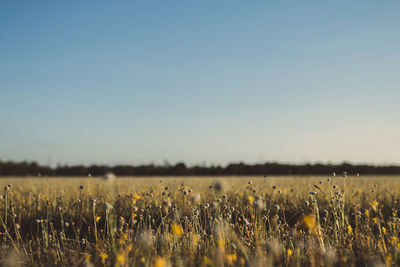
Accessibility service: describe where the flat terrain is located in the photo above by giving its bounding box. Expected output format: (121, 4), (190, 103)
(0, 175), (399, 266)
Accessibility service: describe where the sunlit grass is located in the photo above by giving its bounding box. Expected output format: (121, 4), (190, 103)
(0, 175), (399, 266)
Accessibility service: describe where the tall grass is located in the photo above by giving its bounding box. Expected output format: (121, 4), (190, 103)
(0, 176), (398, 266)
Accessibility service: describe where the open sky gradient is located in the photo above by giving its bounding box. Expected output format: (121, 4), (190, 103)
(1, 1), (399, 166)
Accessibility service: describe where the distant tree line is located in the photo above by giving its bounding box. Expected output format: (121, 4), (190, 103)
(0, 160), (399, 177)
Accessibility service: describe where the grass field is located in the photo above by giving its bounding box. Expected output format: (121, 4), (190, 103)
(0, 175), (399, 266)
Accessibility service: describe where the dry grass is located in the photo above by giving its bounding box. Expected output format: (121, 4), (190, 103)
(0, 175), (399, 266)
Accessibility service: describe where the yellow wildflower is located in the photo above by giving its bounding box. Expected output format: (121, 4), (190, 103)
(226, 253), (237, 265)
(154, 257), (167, 267)
(116, 254), (126, 265)
(347, 225), (353, 235)
(386, 255), (392, 265)
(287, 248), (293, 257)
(303, 215), (316, 232)
(96, 216), (101, 223)
(100, 253), (108, 264)
(203, 256), (212, 267)
(248, 196), (254, 205)
(218, 238), (224, 249)
(85, 254), (91, 263)
(172, 223), (183, 236)
(121, 233), (128, 240)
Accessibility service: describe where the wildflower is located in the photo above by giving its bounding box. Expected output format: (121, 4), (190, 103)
(100, 253), (108, 264)
(116, 254), (126, 265)
(386, 255), (393, 265)
(203, 256), (212, 267)
(347, 225), (352, 235)
(172, 223), (183, 236)
(218, 238), (224, 249)
(226, 254), (237, 264)
(154, 257), (167, 267)
(248, 196), (254, 205)
(365, 209), (369, 217)
(119, 216), (126, 227)
(287, 248), (293, 257)
(85, 254), (91, 263)
(303, 215), (316, 231)
(382, 227), (387, 235)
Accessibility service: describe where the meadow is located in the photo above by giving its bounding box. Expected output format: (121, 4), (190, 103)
(0, 175), (398, 266)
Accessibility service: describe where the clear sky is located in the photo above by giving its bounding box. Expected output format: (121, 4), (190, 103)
(1, 1), (399, 166)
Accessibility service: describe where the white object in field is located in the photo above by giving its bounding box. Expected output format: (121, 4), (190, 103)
(103, 172), (116, 181)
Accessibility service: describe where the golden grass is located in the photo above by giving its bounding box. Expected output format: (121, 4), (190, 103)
(0, 175), (399, 266)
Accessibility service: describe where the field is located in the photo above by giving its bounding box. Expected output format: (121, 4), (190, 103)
(0, 175), (399, 266)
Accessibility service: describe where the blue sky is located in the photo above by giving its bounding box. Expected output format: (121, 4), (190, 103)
(1, 1), (399, 166)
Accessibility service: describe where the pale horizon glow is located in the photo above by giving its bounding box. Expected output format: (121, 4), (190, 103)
(1, 1), (399, 166)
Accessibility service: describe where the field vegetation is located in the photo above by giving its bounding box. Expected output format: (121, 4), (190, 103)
(0, 175), (398, 266)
